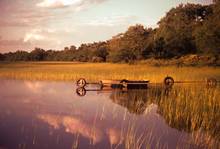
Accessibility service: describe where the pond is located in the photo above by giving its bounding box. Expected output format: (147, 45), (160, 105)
(0, 79), (219, 149)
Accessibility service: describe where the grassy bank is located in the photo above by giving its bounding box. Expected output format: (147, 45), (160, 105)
(0, 62), (220, 82)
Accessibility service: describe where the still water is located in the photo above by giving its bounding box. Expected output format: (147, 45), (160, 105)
(0, 79), (219, 149)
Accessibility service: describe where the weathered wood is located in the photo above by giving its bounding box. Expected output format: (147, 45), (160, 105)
(101, 80), (121, 84)
(101, 80), (149, 84)
(100, 79), (149, 89)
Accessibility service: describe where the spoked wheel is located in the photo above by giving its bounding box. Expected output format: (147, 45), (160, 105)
(207, 78), (217, 88)
(76, 78), (87, 87)
(120, 79), (128, 88)
(76, 87), (86, 96)
(99, 81), (104, 90)
(164, 76), (174, 87)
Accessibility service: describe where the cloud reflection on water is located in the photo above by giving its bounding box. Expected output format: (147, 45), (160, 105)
(37, 114), (117, 145)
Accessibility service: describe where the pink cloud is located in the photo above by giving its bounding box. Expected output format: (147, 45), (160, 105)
(0, 0), (55, 28)
(0, 38), (32, 52)
(38, 114), (104, 144)
(36, 0), (108, 10)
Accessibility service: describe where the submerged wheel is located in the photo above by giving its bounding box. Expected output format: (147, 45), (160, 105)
(207, 78), (217, 88)
(76, 87), (86, 96)
(76, 78), (87, 87)
(164, 76), (174, 87)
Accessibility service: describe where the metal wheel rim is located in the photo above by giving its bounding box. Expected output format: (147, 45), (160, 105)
(76, 78), (87, 87)
(76, 87), (86, 96)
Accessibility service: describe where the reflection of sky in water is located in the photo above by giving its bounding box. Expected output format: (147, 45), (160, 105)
(0, 79), (213, 149)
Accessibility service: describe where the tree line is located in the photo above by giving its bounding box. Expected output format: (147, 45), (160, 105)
(0, 1), (219, 63)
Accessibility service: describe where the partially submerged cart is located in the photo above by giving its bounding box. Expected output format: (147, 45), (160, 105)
(77, 77), (173, 88)
(75, 76), (218, 96)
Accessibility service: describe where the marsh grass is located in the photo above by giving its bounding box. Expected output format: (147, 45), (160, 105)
(107, 85), (220, 149)
(0, 62), (219, 82)
(155, 85), (220, 149)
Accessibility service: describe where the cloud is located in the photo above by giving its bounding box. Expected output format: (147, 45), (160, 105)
(36, 0), (82, 8)
(83, 15), (138, 26)
(37, 113), (125, 145)
(0, 20), (31, 27)
(0, 27), (63, 52)
(0, 38), (32, 52)
(38, 114), (104, 144)
(24, 81), (44, 93)
(24, 33), (45, 42)
(0, 39), (28, 46)
(36, 0), (108, 10)
(20, 28), (66, 50)
(24, 28), (53, 42)
(0, 7), (55, 28)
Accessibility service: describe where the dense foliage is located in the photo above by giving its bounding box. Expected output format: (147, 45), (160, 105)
(0, 2), (219, 63)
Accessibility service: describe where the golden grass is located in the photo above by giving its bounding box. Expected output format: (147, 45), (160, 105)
(156, 85), (220, 148)
(0, 62), (219, 82)
(109, 85), (220, 149)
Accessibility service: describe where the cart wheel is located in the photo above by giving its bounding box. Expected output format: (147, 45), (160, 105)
(164, 76), (174, 87)
(99, 81), (104, 90)
(207, 78), (217, 88)
(76, 78), (87, 87)
(120, 79), (128, 88)
(76, 87), (86, 96)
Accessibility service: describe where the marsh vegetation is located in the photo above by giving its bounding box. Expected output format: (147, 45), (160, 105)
(0, 62), (219, 82)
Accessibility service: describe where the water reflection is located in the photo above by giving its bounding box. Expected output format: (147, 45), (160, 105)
(110, 90), (148, 115)
(37, 114), (104, 144)
(0, 80), (219, 149)
(76, 85), (172, 115)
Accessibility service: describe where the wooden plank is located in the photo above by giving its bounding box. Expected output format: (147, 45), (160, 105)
(101, 80), (121, 84)
(101, 80), (149, 84)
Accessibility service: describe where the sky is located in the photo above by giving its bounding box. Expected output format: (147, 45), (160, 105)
(0, 0), (213, 53)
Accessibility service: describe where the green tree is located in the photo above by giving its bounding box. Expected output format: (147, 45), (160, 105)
(155, 4), (212, 56)
(29, 48), (47, 61)
(108, 24), (154, 62)
(194, 2), (220, 55)
(0, 53), (5, 61)
(153, 37), (166, 58)
(109, 49), (136, 63)
(93, 47), (109, 62)
(70, 45), (76, 51)
(13, 51), (29, 61)
(213, 0), (220, 3)
(3, 51), (29, 61)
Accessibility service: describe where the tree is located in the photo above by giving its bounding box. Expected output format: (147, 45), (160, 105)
(213, 0), (220, 3)
(29, 48), (47, 61)
(64, 47), (69, 51)
(109, 49), (136, 63)
(120, 24), (151, 60)
(153, 37), (166, 58)
(194, 2), (220, 55)
(3, 51), (29, 61)
(108, 24), (154, 62)
(13, 51), (29, 61)
(155, 4), (213, 57)
(93, 47), (109, 62)
(0, 53), (4, 61)
(70, 45), (76, 51)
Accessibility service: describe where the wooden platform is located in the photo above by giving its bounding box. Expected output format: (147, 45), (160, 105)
(101, 80), (149, 89)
